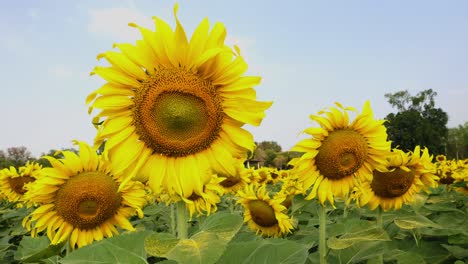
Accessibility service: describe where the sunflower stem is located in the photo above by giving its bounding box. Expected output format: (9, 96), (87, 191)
(66, 241), (72, 255)
(176, 201), (188, 239)
(170, 203), (176, 236)
(377, 206), (384, 264)
(376, 206), (383, 228)
(319, 203), (327, 264)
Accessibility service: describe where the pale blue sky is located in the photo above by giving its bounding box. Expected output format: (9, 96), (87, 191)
(1, 0), (467, 157)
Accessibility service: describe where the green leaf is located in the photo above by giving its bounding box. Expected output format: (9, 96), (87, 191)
(448, 233), (468, 245)
(441, 244), (468, 259)
(14, 236), (64, 263)
(145, 212), (243, 264)
(394, 215), (442, 230)
(424, 203), (465, 213)
(199, 211), (243, 241)
(166, 232), (225, 264)
(332, 240), (388, 264)
(218, 239), (308, 264)
(61, 231), (152, 264)
(144, 232), (179, 257)
(327, 228), (390, 250)
(395, 252), (426, 264)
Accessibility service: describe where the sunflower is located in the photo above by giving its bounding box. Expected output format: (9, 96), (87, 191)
(22, 141), (147, 249)
(86, 4), (272, 197)
(236, 184), (293, 237)
(289, 101), (390, 206)
(0, 162), (42, 207)
(217, 162), (252, 194)
(356, 146), (438, 211)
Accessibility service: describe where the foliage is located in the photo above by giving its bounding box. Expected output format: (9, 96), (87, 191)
(447, 122), (468, 160)
(384, 89), (448, 154)
(0, 147), (33, 169)
(250, 141), (302, 169)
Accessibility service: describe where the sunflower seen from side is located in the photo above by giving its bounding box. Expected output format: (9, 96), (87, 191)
(22, 142), (147, 249)
(356, 146), (438, 211)
(0, 162), (42, 207)
(217, 162), (252, 194)
(289, 101), (391, 206)
(87, 4), (272, 198)
(236, 184), (293, 237)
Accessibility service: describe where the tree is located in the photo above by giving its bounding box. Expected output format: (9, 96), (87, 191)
(384, 89), (448, 155)
(446, 122), (468, 160)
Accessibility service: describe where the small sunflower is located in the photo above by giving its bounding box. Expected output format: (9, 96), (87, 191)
(217, 162), (252, 194)
(22, 142), (147, 249)
(87, 4), (272, 197)
(236, 184), (293, 237)
(356, 146), (438, 211)
(289, 101), (391, 206)
(168, 175), (223, 218)
(0, 162), (42, 207)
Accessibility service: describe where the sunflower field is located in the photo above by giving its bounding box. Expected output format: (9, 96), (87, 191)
(1, 3), (467, 264)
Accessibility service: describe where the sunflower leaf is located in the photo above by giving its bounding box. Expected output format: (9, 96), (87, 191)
(327, 227), (390, 250)
(61, 231), (152, 264)
(144, 232), (180, 257)
(394, 214), (443, 230)
(14, 236), (64, 263)
(145, 212), (243, 264)
(217, 238), (309, 264)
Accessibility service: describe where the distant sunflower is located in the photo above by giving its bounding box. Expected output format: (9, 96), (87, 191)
(0, 162), (42, 207)
(87, 4), (272, 197)
(289, 101), (390, 206)
(218, 162), (251, 194)
(237, 184), (293, 237)
(356, 146), (438, 211)
(22, 142), (147, 249)
(435, 155), (446, 162)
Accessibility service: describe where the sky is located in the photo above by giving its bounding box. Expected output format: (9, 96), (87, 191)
(1, 0), (467, 157)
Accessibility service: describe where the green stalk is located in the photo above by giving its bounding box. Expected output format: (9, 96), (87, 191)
(376, 206), (383, 228)
(170, 203), (176, 236)
(319, 204), (327, 264)
(377, 206), (384, 263)
(176, 201), (188, 239)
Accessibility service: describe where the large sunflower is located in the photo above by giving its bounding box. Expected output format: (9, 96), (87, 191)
(356, 146), (438, 211)
(289, 101), (390, 206)
(0, 162), (42, 207)
(22, 142), (147, 249)
(236, 184), (293, 237)
(87, 4), (272, 197)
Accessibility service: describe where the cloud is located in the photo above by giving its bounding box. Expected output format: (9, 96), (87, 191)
(87, 7), (154, 41)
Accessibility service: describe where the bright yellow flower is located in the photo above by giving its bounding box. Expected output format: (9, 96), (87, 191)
(86, 4), (272, 197)
(22, 142), (147, 249)
(0, 161), (42, 207)
(289, 101), (391, 206)
(356, 146), (438, 211)
(237, 184), (293, 237)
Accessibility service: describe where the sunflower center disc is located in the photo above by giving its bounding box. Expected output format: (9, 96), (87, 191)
(8, 176), (35, 195)
(248, 200), (278, 227)
(78, 200), (98, 216)
(220, 176), (241, 188)
(371, 168), (415, 198)
(440, 172), (454, 184)
(55, 172), (122, 230)
(315, 129), (368, 180)
(134, 68), (223, 157)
